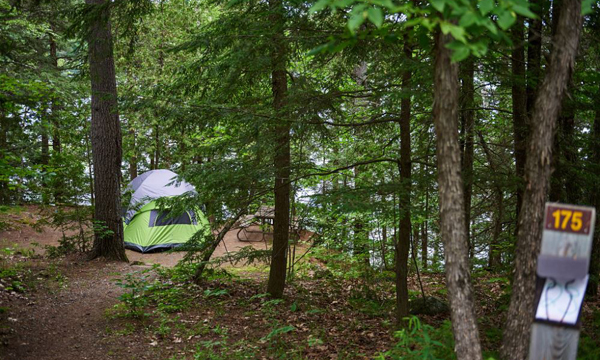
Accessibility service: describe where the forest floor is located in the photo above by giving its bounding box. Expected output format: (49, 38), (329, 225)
(0, 206), (599, 360)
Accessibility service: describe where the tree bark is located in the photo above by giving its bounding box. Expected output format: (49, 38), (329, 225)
(460, 58), (475, 259)
(49, 33), (61, 155)
(560, 101), (577, 203)
(41, 110), (50, 204)
(422, 160), (429, 269)
(512, 16), (527, 228)
(526, 0), (543, 118)
(266, 0), (290, 298)
(50, 31), (63, 203)
(154, 124), (160, 169)
(41, 115), (49, 168)
(433, 30), (482, 360)
(479, 132), (503, 269)
(0, 108), (9, 205)
(129, 127), (138, 181)
(86, 0), (128, 262)
(501, 0), (582, 358)
(395, 36), (412, 326)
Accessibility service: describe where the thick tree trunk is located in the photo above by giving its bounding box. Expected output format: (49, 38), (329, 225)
(395, 37), (412, 325)
(460, 59), (475, 259)
(266, 0), (290, 299)
(512, 17), (527, 227)
(86, 0), (127, 262)
(433, 30), (482, 360)
(501, 0), (582, 358)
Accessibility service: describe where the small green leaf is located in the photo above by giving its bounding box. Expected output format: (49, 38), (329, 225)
(449, 24), (467, 42)
(459, 11), (478, 28)
(511, 4), (537, 18)
(497, 10), (516, 30)
(367, 7), (384, 27)
(450, 46), (470, 62)
(430, 0), (445, 13)
(440, 21), (452, 35)
(582, 0), (594, 15)
(309, 0), (330, 13)
(336, 0), (355, 8)
(348, 4), (367, 33)
(404, 17), (422, 28)
(308, 42), (333, 56)
(479, 0), (494, 15)
(348, 13), (365, 33)
(482, 18), (498, 35)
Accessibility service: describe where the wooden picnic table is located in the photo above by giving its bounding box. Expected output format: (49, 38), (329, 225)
(236, 206), (301, 243)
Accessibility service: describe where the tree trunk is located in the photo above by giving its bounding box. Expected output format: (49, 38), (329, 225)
(154, 124), (160, 169)
(50, 31), (63, 203)
(351, 63), (369, 267)
(422, 160), (429, 269)
(421, 222), (427, 269)
(0, 108), (9, 205)
(41, 111), (50, 204)
(266, 0), (290, 298)
(129, 127), (138, 181)
(395, 36), (412, 326)
(479, 132), (503, 269)
(460, 58), (475, 259)
(86, 0), (128, 262)
(526, 0), (543, 117)
(41, 115), (49, 167)
(433, 30), (482, 360)
(85, 131), (95, 207)
(501, 0), (582, 358)
(512, 16), (527, 228)
(561, 102), (577, 203)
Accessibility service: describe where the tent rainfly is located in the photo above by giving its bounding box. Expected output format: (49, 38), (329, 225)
(123, 169), (210, 253)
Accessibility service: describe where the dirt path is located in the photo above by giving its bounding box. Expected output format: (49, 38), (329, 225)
(1, 258), (131, 360)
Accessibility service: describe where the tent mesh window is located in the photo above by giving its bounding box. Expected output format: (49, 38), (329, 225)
(148, 210), (197, 227)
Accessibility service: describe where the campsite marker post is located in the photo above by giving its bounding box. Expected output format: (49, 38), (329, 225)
(528, 203), (596, 360)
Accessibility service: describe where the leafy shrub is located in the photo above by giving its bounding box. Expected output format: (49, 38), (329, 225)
(114, 270), (153, 318)
(377, 316), (455, 360)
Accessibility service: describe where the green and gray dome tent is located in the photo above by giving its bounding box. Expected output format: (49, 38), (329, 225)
(123, 169), (210, 253)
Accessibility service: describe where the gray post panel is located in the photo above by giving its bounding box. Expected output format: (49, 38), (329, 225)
(528, 203), (596, 360)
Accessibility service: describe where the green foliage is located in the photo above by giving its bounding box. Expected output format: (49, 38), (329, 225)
(203, 288), (229, 298)
(43, 206), (93, 257)
(378, 316), (455, 360)
(310, 0), (536, 61)
(261, 324), (296, 342)
(578, 309), (600, 359)
(114, 270), (153, 319)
